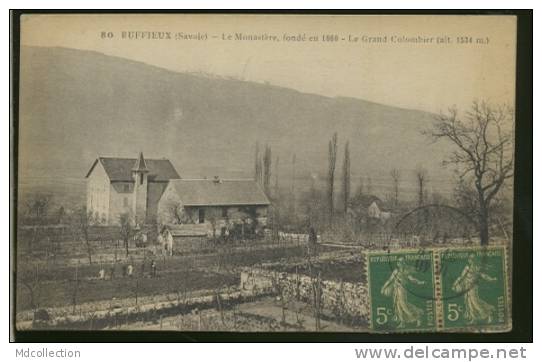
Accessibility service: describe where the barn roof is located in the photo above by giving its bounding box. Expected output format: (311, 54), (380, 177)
(350, 194), (385, 209)
(169, 179), (270, 206)
(86, 157), (180, 182)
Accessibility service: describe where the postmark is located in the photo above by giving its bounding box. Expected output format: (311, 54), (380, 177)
(366, 245), (510, 333)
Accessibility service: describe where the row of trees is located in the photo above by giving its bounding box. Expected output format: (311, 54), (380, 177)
(20, 195), (68, 225)
(263, 101), (514, 245)
(254, 142), (273, 197)
(327, 133), (352, 224)
(22, 102), (513, 248)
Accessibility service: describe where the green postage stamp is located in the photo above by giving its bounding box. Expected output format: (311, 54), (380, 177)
(366, 245), (510, 333)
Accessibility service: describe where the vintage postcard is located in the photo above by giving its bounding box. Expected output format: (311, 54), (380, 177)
(12, 14), (516, 333)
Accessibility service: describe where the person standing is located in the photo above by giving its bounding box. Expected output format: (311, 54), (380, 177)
(166, 230), (174, 257)
(110, 263), (116, 280)
(151, 260), (157, 278)
(309, 226), (318, 245)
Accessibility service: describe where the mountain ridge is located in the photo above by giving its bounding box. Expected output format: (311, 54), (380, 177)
(18, 45), (454, 203)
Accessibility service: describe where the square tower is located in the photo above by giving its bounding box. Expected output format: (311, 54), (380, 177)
(131, 152), (149, 225)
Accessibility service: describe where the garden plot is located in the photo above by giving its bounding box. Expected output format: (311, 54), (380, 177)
(113, 297), (360, 332)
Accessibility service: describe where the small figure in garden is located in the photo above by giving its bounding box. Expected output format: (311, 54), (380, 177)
(308, 226), (318, 255)
(157, 231), (164, 249)
(110, 263), (116, 280)
(309, 226), (318, 245)
(166, 230), (174, 256)
(127, 263), (133, 278)
(151, 260), (157, 278)
(98, 268), (105, 280)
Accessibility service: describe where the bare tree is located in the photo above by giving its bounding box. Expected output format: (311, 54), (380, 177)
(77, 207), (93, 264)
(56, 205), (66, 225)
(328, 132), (338, 224)
(19, 264), (42, 312)
(310, 272), (323, 331)
(291, 153), (297, 216)
(263, 144), (272, 196)
(165, 199), (188, 224)
(254, 142), (263, 184)
(355, 176), (364, 198)
(453, 178), (479, 219)
(26, 194), (51, 225)
(367, 176), (373, 195)
(170, 202), (182, 224)
(414, 166), (428, 207)
(426, 101), (514, 245)
(119, 212), (134, 256)
(207, 209), (220, 239)
(72, 261), (80, 314)
(342, 140), (351, 215)
(274, 156), (280, 198)
(390, 168), (401, 208)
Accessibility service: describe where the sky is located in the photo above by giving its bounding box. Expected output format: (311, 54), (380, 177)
(20, 14), (517, 114)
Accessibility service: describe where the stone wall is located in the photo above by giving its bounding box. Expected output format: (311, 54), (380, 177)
(239, 267), (370, 324)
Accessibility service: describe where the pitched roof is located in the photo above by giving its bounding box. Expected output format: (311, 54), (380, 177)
(350, 194), (384, 209)
(169, 179), (270, 206)
(86, 157), (180, 182)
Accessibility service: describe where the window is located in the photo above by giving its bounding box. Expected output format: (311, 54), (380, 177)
(222, 207), (228, 218)
(124, 184), (130, 192)
(198, 209), (205, 223)
(123, 197), (128, 207)
(140, 173), (144, 185)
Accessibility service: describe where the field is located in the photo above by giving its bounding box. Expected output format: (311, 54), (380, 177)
(16, 242), (334, 309)
(15, 229), (360, 332)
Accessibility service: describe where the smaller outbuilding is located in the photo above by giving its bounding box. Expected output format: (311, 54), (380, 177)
(157, 176), (270, 237)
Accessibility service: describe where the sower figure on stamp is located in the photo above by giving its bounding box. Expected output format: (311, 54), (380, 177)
(452, 254), (497, 324)
(381, 257), (425, 328)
